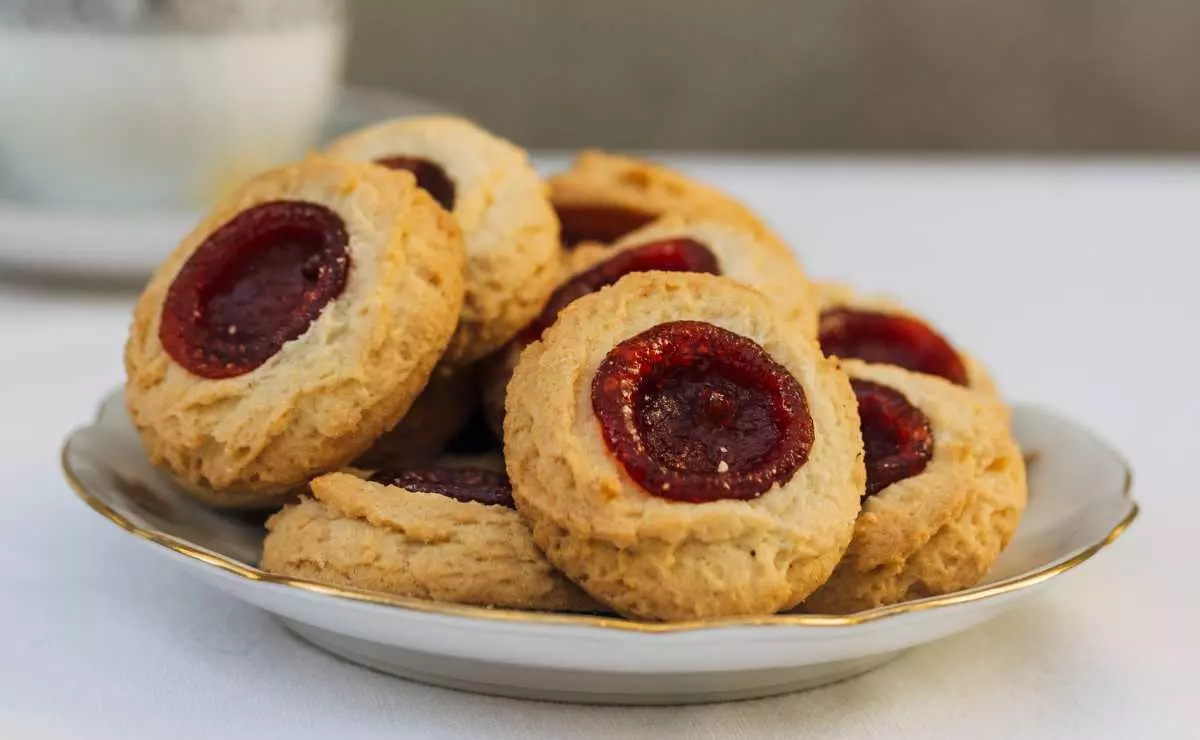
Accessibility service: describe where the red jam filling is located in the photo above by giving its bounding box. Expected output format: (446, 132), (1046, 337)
(369, 467), (514, 509)
(375, 155), (456, 211)
(819, 309), (969, 386)
(554, 203), (657, 247)
(159, 200), (350, 379)
(851, 378), (934, 496)
(591, 320), (813, 502)
(518, 238), (720, 344)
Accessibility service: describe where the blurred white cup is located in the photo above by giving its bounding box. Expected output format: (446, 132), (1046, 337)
(0, 0), (345, 210)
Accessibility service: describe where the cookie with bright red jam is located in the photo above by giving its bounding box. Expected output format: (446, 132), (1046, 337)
(547, 150), (789, 253)
(591, 320), (813, 502)
(325, 115), (561, 365)
(850, 378), (934, 496)
(519, 239), (719, 344)
(819, 309), (968, 386)
(125, 158), (465, 507)
(480, 217), (821, 438)
(504, 272), (864, 621)
(159, 200), (350, 379)
(802, 359), (1026, 614)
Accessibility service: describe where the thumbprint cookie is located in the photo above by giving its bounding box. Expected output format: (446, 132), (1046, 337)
(355, 366), (476, 470)
(548, 150), (790, 253)
(326, 116), (562, 364)
(480, 216), (820, 434)
(504, 272), (864, 622)
(816, 283), (999, 397)
(802, 360), (1027, 614)
(261, 469), (602, 613)
(124, 157), (465, 508)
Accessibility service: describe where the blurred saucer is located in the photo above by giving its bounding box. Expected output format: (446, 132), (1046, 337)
(0, 87), (447, 281)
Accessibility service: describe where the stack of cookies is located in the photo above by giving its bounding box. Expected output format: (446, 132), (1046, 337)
(124, 116), (1027, 621)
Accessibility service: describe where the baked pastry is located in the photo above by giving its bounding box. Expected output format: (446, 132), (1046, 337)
(505, 272), (864, 621)
(816, 283), (999, 397)
(548, 150), (790, 252)
(481, 216), (820, 434)
(261, 468), (602, 613)
(326, 116), (561, 364)
(125, 157), (465, 508)
(802, 359), (1027, 614)
(355, 366), (475, 470)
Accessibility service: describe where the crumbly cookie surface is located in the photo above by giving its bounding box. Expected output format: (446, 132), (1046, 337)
(801, 360), (1027, 613)
(480, 217), (820, 435)
(480, 242), (616, 436)
(261, 472), (601, 612)
(125, 156), (465, 507)
(504, 272), (865, 621)
(326, 116), (562, 364)
(609, 217), (818, 334)
(548, 150), (793, 253)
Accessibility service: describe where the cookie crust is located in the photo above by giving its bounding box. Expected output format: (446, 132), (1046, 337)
(548, 150), (792, 253)
(125, 156), (465, 507)
(481, 217), (820, 435)
(504, 272), (864, 621)
(327, 116), (562, 364)
(802, 360), (1027, 613)
(261, 472), (601, 612)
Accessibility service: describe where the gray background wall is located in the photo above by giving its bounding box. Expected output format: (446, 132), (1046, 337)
(346, 1), (1200, 151)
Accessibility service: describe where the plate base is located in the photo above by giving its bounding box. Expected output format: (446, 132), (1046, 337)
(64, 395), (1137, 707)
(284, 619), (904, 705)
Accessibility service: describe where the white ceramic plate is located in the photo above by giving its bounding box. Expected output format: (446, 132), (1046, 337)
(0, 88), (446, 279)
(62, 392), (1136, 705)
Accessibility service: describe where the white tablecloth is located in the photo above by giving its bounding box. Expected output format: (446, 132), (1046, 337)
(1, 159), (1195, 739)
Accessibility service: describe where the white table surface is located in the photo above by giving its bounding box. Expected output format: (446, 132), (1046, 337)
(1, 157), (1195, 739)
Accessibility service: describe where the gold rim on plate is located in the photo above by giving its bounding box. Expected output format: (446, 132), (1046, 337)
(61, 414), (1139, 634)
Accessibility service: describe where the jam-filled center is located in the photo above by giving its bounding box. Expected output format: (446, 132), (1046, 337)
(851, 378), (934, 496)
(369, 467), (514, 508)
(591, 320), (814, 502)
(159, 200), (350, 379)
(519, 238), (720, 344)
(554, 203), (657, 247)
(375, 155), (456, 211)
(819, 309), (969, 386)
